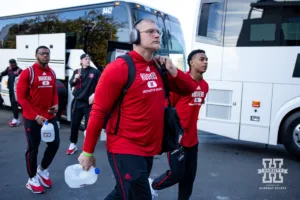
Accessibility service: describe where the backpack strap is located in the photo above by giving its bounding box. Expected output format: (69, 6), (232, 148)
(155, 63), (171, 106)
(103, 54), (136, 134)
(113, 54), (136, 134)
(28, 66), (35, 88)
(50, 68), (56, 79)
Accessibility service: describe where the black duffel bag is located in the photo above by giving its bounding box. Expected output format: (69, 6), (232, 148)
(156, 64), (184, 153)
(162, 105), (184, 153)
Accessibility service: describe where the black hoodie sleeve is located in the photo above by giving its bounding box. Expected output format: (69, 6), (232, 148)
(69, 69), (78, 87)
(0, 67), (9, 78)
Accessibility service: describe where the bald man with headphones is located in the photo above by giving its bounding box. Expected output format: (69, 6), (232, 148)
(78, 19), (197, 200)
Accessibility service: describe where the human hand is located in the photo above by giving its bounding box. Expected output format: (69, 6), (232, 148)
(78, 152), (96, 171)
(154, 55), (178, 77)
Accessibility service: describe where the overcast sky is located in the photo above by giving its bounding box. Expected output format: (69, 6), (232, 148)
(0, 0), (198, 53)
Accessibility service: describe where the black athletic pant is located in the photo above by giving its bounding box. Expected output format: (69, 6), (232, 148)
(24, 117), (60, 178)
(105, 152), (153, 200)
(9, 89), (19, 119)
(70, 104), (90, 144)
(152, 144), (198, 200)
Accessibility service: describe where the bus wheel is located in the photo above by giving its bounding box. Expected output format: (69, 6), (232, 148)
(280, 112), (300, 160)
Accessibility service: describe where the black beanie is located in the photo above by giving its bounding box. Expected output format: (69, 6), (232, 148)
(80, 54), (90, 60)
(9, 59), (16, 64)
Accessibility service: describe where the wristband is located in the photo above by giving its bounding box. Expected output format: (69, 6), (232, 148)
(82, 151), (93, 157)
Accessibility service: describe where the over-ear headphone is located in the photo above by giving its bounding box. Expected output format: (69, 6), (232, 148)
(130, 19), (144, 44)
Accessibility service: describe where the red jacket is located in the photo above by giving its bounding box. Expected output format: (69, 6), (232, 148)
(17, 63), (58, 120)
(171, 76), (209, 147)
(83, 51), (197, 156)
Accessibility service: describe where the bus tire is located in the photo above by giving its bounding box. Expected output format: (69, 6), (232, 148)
(280, 112), (300, 160)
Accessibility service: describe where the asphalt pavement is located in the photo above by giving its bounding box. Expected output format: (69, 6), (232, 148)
(0, 107), (299, 200)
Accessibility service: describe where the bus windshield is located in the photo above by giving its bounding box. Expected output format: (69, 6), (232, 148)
(136, 10), (186, 71)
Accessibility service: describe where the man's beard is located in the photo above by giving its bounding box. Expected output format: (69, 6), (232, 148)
(38, 58), (49, 65)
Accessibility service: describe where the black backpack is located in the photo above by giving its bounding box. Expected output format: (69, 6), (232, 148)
(107, 54), (183, 153)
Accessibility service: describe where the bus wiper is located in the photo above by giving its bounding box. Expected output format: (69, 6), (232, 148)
(164, 14), (173, 50)
(155, 12), (168, 50)
(168, 30), (173, 49)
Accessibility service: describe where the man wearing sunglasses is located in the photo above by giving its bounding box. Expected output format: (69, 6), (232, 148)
(78, 19), (197, 199)
(16, 46), (60, 194)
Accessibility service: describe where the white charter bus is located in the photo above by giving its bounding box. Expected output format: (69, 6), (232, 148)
(193, 0), (300, 159)
(0, 1), (186, 127)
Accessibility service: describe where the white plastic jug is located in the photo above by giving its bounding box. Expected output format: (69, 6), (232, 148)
(41, 121), (55, 142)
(64, 164), (100, 188)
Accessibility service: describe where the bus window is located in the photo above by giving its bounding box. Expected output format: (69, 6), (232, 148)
(226, 0), (300, 47)
(14, 5), (129, 68)
(0, 18), (19, 49)
(281, 17), (300, 46)
(250, 23), (276, 42)
(197, 0), (225, 45)
(165, 18), (185, 53)
(165, 17), (186, 71)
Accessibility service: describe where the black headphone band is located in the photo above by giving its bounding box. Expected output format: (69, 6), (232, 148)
(133, 19), (144, 28)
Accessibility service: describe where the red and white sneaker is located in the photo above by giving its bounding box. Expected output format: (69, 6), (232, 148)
(37, 166), (52, 188)
(67, 143), (77, 155)
(9, 119), (20, 127)
(26, 176), (45, 194)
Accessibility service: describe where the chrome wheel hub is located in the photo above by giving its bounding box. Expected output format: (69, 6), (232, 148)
(293, 124), (300, 148)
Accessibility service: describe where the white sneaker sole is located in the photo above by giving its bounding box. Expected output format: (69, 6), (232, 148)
(37, 174), (51, 188)
(26, 183), (44, 194)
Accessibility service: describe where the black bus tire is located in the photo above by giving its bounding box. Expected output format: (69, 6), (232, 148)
(280, 112), (300, 160)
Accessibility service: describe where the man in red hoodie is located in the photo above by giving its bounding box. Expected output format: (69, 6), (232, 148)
(150, 49), (209, 200)
(17, 46), (60, 194)
(78, 19), (196, 199)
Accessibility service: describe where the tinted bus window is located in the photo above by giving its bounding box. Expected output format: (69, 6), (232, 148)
(0, 18), (19, 48)
(197, 0), (225, 44)
(226, 0), (300, 47)
(165, 19), (185, 53)
(15, 5), (129, 67)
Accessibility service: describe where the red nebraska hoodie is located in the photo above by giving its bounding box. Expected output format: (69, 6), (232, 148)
(83, 51), (197, 156)
(17, 63), (58, 120)
(171, 75), (209, 147)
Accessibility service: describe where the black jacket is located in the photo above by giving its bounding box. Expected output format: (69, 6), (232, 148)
(70, 66), (101, 106)
(0, 66), (22, 91)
